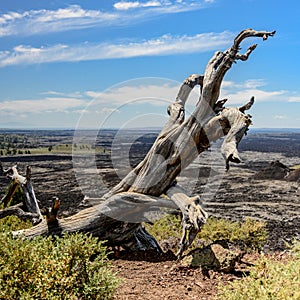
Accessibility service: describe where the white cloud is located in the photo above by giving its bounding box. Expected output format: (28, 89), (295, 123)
(1, 78), (293, 122)
(114, 1), (162, 10)
(85, 83), (180, 107)
(34, 6), (104, 22)
(274, 115), (287, 120)
(220, 79), (287, 104)
(0, 5), (118, 37)
(0, 97), (87, 115)
(0, 81), (181, 121)
(0, 31), (234, 67)
(243, 79), (266, 89)
(288, 96), (300, 102)
(0, 2), (212, 37)
(1, 77), (297, 128)
(97, 107), (120, 114)
(73, 78), (297, 129)
(222, 79), (266, 90)
(222, 88), (286, 104)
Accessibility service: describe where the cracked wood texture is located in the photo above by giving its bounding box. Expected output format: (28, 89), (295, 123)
(5, 29), (275, 255)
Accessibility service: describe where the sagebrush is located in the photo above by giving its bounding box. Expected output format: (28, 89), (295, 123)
(145, 214), (267, 252)
(0, 216), (120, 300)
(218, 240), (300, 300)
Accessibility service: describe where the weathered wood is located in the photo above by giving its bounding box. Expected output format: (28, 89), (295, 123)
(0, 179), (20, 207)
(3, 28), (275, 256)
(41, 197), (61, 227)
(105, 29), (275, 198)
(0, 164), (43, 224)
(13, 191), (178, 253)
(166, 185), (208, 257)
(0, 203), (40, 222)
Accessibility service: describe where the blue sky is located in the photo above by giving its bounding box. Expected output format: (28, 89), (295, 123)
(0, 0), (299, 129)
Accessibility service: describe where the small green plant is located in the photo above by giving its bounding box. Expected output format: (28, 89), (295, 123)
(0, 215), (32, 232)
(145, 213), (182, 241)
(289, 239), (300, 258)
(199, 217), (268, 252)
(0, 217), (120, 299)
(146, 214), (267, 252)
(217, 240), (300, 300)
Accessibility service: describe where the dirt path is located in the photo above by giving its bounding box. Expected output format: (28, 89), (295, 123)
(110, 250), (258, 300)
(113, 259), (218, 300)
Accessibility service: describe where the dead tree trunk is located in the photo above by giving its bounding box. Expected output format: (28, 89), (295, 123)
(2, 28), (275, 256)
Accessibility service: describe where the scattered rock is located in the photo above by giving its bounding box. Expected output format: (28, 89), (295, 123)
(285, 168), (300, 182)
(181, 242), (243, 272)
(110, 249), (177, 262)
(255, 160), (290, 180)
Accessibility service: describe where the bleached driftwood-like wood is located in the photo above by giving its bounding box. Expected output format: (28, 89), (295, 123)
(105, 29), (275, 198)
(13, 191), (178, 253)
(3, 28), (275, 256)
(166, 185), (208, 257)
(0, 164), (43, 224)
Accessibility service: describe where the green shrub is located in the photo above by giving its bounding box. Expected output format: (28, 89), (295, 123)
(290, 239), (300, 258)
(146, 214), (267, 252)
(217, 240), (300, 300)
(0, 215), (32, 232)
(0, 231), (120, 299)
(199, 217), (267, 252)
(145, 213), (182, 240)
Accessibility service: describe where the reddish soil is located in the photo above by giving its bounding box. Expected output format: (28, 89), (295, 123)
(111, 251), (255, 300)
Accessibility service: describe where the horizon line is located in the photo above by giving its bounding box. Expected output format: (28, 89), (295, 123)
(0, 127), (299, 132)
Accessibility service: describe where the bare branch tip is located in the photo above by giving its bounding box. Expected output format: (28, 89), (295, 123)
(263, 30), (276, 40)
(239, 96), (255, 113)
(26, 165), (32, 179)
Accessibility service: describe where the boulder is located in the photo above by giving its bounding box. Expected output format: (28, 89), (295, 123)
(255, 160), (290, 180)
(285, 168), (300, 182)
(181, 242), (243, 272)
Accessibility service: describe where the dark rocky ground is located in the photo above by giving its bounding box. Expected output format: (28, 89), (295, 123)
(0, 129), (299, 299)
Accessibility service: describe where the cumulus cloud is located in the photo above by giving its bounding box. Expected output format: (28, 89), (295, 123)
(0, 31), (234, 67)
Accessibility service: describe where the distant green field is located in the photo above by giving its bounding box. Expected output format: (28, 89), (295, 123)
(291, 164), (300, 170)
(0, 144), (109, 156)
